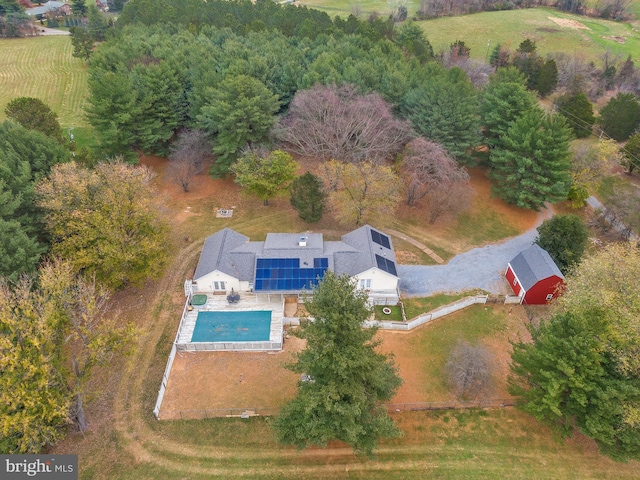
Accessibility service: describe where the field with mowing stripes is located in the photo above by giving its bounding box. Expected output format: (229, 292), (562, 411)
(0, 36), (89, 128)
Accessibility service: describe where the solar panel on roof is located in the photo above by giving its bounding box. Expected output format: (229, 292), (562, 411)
(371, 229), (391, 249)
(254, 257), (328, 291)
(375, 254), (397, 276)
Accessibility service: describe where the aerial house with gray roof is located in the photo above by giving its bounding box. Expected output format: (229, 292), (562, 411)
(505, 244), (565, 305)
(188, 225), (400, 305)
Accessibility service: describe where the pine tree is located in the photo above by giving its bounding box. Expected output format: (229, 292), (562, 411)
(401, 67), (480, 163)
(489, 108), (572, 210)
(599, 93), (640, 141)
(555, 92), (595, 139)
(198, 75), (280, 177)
(509, 308), (640, 461)
(5, 97), (64, 143)
(534, 214), (589, 273)
(290, 172), (325, 223)
(480, 67), (537, 149)
(535, 59), (558, 97)
(274, 272), (402, 456)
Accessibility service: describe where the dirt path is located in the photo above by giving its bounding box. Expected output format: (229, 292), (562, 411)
(383, 228), (445, 264)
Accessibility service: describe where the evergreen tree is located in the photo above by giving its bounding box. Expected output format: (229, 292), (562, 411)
(555, 92), (595, 139)
(70, 26), (94, 61)
(489, 108), (572, 210)
(87, 4), (109, 41)
(290, 172), (325, 223)
(70, 0), (87, 16)
(509, 309), (640, 461)
(401, 67), (480, 163)
(394, 20), (433, 63)
(86, 70), (139, 160)
(480, 67), (537, 149)
(0, 219), (46, 281)
(599, 92), (640, 141)
(5, 97), (64, 143)
(198, 75), (280, 177)
(534, 214), (589, 273)
(274, 272), (402, 456)
(130, 61), (185, 155)
(535, 59), (558, 97)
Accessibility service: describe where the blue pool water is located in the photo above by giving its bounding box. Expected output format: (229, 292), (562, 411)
(191, 310), (272, 342)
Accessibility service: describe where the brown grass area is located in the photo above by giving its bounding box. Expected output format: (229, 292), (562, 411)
(160, 337), (304, 418)
(159, 304), (533, 416)
(393, 167), (540, 255)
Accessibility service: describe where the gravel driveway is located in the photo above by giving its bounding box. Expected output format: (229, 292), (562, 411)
(398, 207), (552, 297)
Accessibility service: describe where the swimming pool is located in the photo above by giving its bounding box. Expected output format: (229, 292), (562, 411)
(191, 310), (272, 343)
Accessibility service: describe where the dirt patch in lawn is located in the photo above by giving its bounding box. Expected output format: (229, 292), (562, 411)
(548, 17), (590, 30)
(140, 155), (243, 226)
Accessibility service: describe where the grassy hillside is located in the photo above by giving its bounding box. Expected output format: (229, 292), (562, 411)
(0, 35), (89, 128)
(298, 3), (639, 63)
(420, 8), (640, 62)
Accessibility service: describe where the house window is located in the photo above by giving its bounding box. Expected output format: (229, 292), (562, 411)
(213, 281), (226, 291)
(513, 278), (517, 286)
(546, 293), (553, 301)
(359, 279), (371, 290)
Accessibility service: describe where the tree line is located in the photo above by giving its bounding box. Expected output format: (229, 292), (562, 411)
(1, 97), (170, 453)
(85, 16), (640, 220)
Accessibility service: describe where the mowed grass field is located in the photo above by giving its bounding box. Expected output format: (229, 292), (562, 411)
(0, 35), (89, 128)
(421, 8), (640, 62)
(298, 2), (640, 63)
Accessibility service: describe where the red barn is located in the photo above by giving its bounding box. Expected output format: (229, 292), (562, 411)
(505, 245), (565, 305)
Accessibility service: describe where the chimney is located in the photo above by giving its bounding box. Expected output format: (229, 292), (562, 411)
(298, 236), (307, 247)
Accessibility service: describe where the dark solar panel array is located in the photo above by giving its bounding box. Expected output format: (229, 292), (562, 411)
(375, 254), (397, 276)
(371, 229), (391, 249)
(254, 258), (328, 291)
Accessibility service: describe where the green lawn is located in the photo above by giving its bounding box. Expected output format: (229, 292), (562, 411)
(404, 304), (507, 398)
(0, 35), (89, 128)
(419, 8), (640, 63)
(403, 292), (474, 319)
(452, 207), (519, 245)
(374, 304), (403, 320)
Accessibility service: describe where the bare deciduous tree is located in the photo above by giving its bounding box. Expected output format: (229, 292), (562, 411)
(276, 84), (412, 165)
(167, 129), (212, 192)
(423, 181), (472, 224)
(445, 340), (494, 400)
(441, 55), (492, 88)
(166, 157), (200, 192)
(401, 138), (472, 223)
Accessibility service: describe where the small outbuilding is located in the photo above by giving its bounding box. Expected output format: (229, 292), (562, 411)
(505, 244), (565, 305)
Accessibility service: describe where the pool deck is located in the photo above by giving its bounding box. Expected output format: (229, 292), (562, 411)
(175, 293), (285, 351)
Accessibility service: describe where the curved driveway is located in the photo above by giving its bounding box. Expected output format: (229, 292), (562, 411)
(398, 207), (552, 297)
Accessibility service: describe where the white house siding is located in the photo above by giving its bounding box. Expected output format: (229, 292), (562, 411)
(193, 270), (241, 294)
(353, 267), (398, 291)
